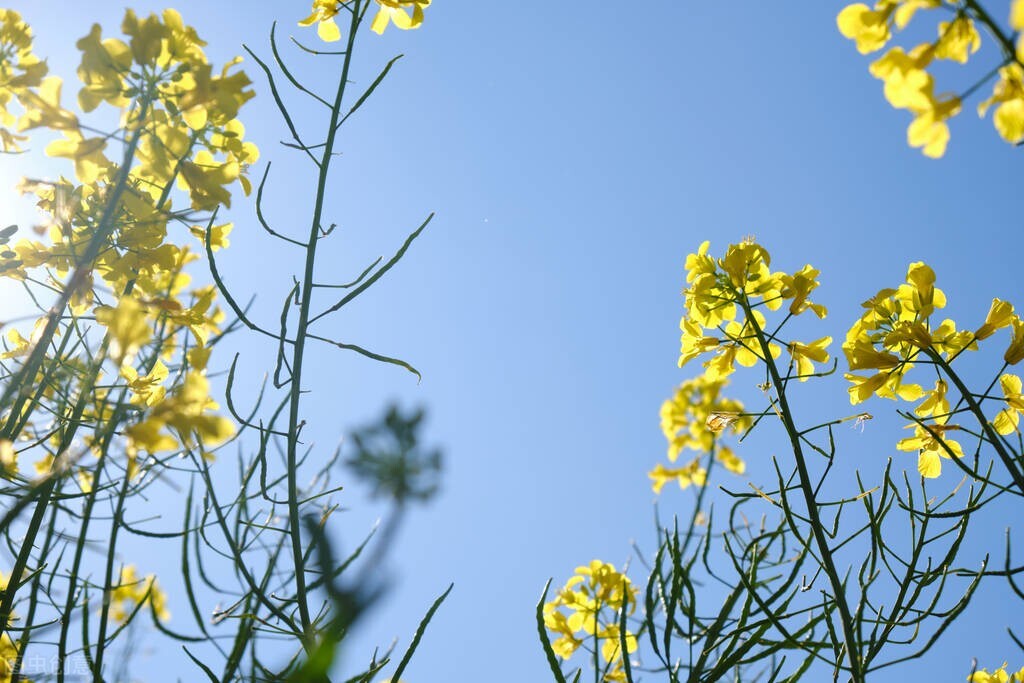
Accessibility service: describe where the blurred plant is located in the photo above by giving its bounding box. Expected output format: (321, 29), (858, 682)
(348, 405), (442, 504)
(837, 0), (1024, 156)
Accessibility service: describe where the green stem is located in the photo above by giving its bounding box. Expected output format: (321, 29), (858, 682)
(91, 460), (134, 678)
(284, 0), (363, 646)
(740, 296), (864, 681)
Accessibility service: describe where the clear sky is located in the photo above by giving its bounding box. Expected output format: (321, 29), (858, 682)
(2, 1), (1022, 681)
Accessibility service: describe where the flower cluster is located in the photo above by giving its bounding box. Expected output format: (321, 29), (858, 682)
(844, 262), (965, 403)
(107, 564), (170, 623)
(0, 9), (252, 475)
(544, 561), (639, 682)
(969, 664), (1024, 683)
(837, 0), (1024, 155)
(653, 375), (749, 493)
(300, 0), (431, 40)
(679, 240), (830, 384)
(655, 240), (835, 492)
(844, 261), (1024, 476)
(0, 9), (45, 152)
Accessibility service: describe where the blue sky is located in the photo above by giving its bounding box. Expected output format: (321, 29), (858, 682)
(2, 1), (1023, 681)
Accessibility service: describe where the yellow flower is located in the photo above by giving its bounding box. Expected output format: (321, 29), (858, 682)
(16, 75), (79, 132)
(299, 0), (343, 42)
(155, 286), (223, 347)
(678, 318), (721, 368)
(371, 0), (431, 35)
(933, 17), (981, 63)
(869, 45), (963, 157)
(708, 312), (781, 380)
(1014, 0), (1024, 30)
(900, 261), (946, 318)
(1006, 316), (1024, 365)
(0, 8), (46, 151)
(906, 94), (960, 158)
(190, 222), (232, 251)
(969, 663), (1024, 683)
(885, 319), (974, 357)
(649, 459), (707, 494)
(976, 298), (1015, 340)
(843, 338), (900, 371)
(845, 371), (909, 404)
(126, 371), (234, 455)
(77, 467), (95, 493)
(551, 632), (582, 659)
(45, 128), (112, 184)
(1, 327), (31, 359)
(685, 240), (716, 282)
(993, 374), (1024, 436)
(74, 24), (132, 112)
(686, 271), (736, 327)
(108, 565), (170, 623)
(0, 439), (16, 477)
(660, 375), (748, 459)
(718, 241), (774, 294)
(787, 336), (832, 381)
(187, 345), (212, 371)
(779, 264), (827, 318)
(574, 560), (636, 609)
(0, 9), (45, 90)
(1, 631), (20, 683)
(95, 296), (151, 363)
(179, 151), (238, 209)
(914, 379), (949, 418)
(715, 444), (746, 475)
(896, 417), (963, 478)
(869, 45), (933, 106)
(119, 9), (165, 64)
(927, 318), (976, 357)
(604, 661), (629, 683)
(979, 64), (1024, 144)
(598, 623), (637, 663)
(121, 360), (169, 407)
(893, 0), (939, 28)
(843, 263), (979, 402)
(544, 562), (637, 673)
(543, 607), (582, 658)
(837, 3), (894, 54)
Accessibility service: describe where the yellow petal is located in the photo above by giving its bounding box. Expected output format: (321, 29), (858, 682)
(182, 106), (208, 130)
(993, 408), (1019, 435)
(388, 7), (414, 30)
(370, 8), (389, 34)
(1012, 0), (1024, 31)
(317, 17), (341, 42)
(994, 99), (1024, 144)
(917, 450), (941, 478)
